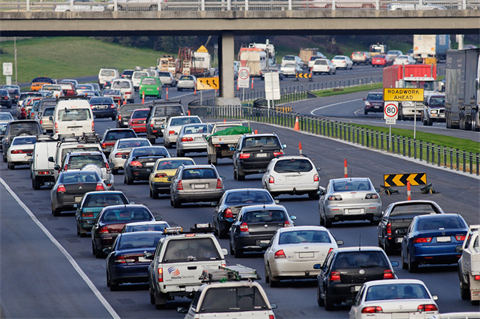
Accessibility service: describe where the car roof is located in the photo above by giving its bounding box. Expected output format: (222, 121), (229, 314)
(182, 164), (216, 169)
(103, 204), (149, 210)
(242, 133), (277, 138)
(117, 138), (149, 142)
(330, 177), (371, 182)
(336, 246), (384, 253)
(364, 278), (426, 287)
(60, 171), (100, 176)
(67, 151), (104, 156)
(273, 155), (312, 161)
(277, 225), (330, 232)
(389, 199), (440, 206)
(225, 188), (269, 194)
(118, 231), (165, 238)
(125, 221), (168, 227)
(84, 191), (125, 196)
(415, 213), (461, 220)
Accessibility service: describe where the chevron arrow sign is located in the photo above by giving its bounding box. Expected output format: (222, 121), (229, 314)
(383, 173), (427, 187)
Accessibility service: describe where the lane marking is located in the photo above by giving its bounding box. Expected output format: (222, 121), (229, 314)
(0, 178), (120, 319)
(310, 98), (364, 115)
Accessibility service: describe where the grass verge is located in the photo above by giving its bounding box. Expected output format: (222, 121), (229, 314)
(312, 82), (383, 97)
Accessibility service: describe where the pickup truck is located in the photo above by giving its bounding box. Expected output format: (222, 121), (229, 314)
(459, 225), (480, 304)
(205, 121), (251, 165)
(377, 200), (445, 254)
(145, 100), (185, 144)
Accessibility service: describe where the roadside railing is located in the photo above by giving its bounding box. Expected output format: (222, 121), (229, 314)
(189, 104), (479, 175)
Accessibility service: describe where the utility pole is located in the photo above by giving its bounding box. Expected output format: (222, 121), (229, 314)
(14, 37), (18, 85)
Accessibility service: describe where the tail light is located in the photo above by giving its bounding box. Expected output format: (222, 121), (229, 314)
(365, 193), (379, 199)
(474, 275), (480, 281)
(327, 247), (333, 255)
(240, 222), (249, 232)
(269, 315), (275, 319)
(118, 115), (122, 121)
(269, 176), (275, 184)
(224, 208), (233, 219)
(417, 304), (438, 312)
(274, 250), (286, 258)
(329, 271), (341, 282)
(114, 256), (127, 264)
(99, 226), (109, 234)
(383, 269), (394, 279)
(181, 137), (193, 142)
(155, 173), (167, 178)
(455, 235), (466, 241)
(327, 195), (342, 201)
(284, 220), (293, 227)
(273, 151), (284, 157)
(216, 179), (223, 189)
(11, 150), (28, 154)
(132, 120), (138, 124)
(115, 152), (124, 158)
(126, 92), (132, 96)
(55, 122), (58, 133)
(169, 130), (175, 135)
(102, 143), (106, 149)
(95, 183), (105, 191)
(63, 164), (68, 171)
(57, 184), (66, 193)
(314, 174), (319, 182)
(158, 268), (163, 282)
(150, 123), (153, 127)
(40, 119), (43, 124)
(81, 212), (94, 218)
(110, 104), (115, 109)
(239, 153), (250, 159)
(362, 306), (383, 313)
(91, 121), (94, 132)
(327, 66), (330, 70)
(130, 161), (142, 167)
(386, 223), (392, 237)
(115, 254), (140, 263)
(105, 162), (111, 174)
(177, 180), (183, 190)
(414, 237), (432, 243)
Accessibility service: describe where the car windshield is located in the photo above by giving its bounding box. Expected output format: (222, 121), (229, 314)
(156, 159), (194, 170)
(196, 286), (268, 313)
(375, 55), (386, 58)
(101, 208), (152, 222)
(182, 168), (217, 179)
(133, 72), (148, 79)
(366, 284), (429, 301)
(170, 117), (201, 126)
(57, 109), (92, 121)
(105, 130), (137, 140)
(60, 172), (99, 184)
(112, 81), (131, 89)
(244, 210), (286, 223)
(182, 124), (211, 134)
(117, 233), (164, 250)
(9, 123), (40, 135)
(131, 147), (168, 158)
(61, 147), (100, 162)
(158, 72), (171, 77)
(333, 56), (345, 60)
(332, 180), (371, 192)
(100, 70), (116, 76)
(315, 60), (327, 65)
(42, 85), (60, 91)
(179, 76), (193, 81)
(132, 110), (149, 118)
(225, 191), (272, 205)
(12, 136), (36, 145)
(118, 139), (150, 148)
(279, 230), (331, 244)
(274, 158), (313, 173)
(390, 203), (439, 216)
(91, 97), (114, 104)
(124, 224), (168, 233)
(405, 81), (435, 91)
(430, 97), (445, 106)
(367, 94), (383, 101)
(103, 90), (121, 96)
(163, 238), (221, 262)
(335, 251), (388, 268)
(83, 194), (127, 207)
(416, 216), (465, 230)
(67, 154), (106, 169)
(283, 56), (295, 61)
(243, 136), (280, 148)
(19, 93), (42, 101)
(77, 85), (94, 90)
(141, 78), (157, 85)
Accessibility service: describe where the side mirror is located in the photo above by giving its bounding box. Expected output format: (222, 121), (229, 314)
(432, 295), (439, 301)
(130, 201), (135, 204)
(274, 200), (280, 204)
(144, 252), (154, 260)
(211, 202), (218, 207)
(317, 167), (321, 172)
(375, 187), (381, 193)
(456, 246), (463, 253)
(176, 307), (188, 314)
(318, 187), (326, 195)
(336, 240), (344, 246)
(220, 175), (226, 180)
(313, 263), (321, 270)
(390, 261), (399, 267)
(230, 147), (236, 151)
(54, 164), (60, 170)
(170, 153), (175, 157)
(221, 248), (228, 256)
(363, 98), (366, 100)
(290, 216), (297, 220)
(103, 248), (111, 255)
(270, 304), (277, 309)
(48, 156), (54, 162)
(155, 216), (163, 221)
(282, 144), (287, 149)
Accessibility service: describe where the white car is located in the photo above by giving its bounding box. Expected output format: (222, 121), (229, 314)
(177, 75), (197, 91)
(6, 135), (36, 170)
(76, 83), (95, 96)
(158, 71), (176, 87)
(108, 137), (151, 173)
(264, 226), (342, 287)
(349, 279), (439, 319)
(262, 155), (320, 198)
(331, 55), (353, 69)
(282, 55), (304, 68)
(132, 70), (149, 90)
(163, 115), (202, 148)
(312, 59), (336, 75)
(387, 50), (404, 61)
(394, 55), (417, 65)
(175, 122), (212, 157)
(40, 84), (63, 98)
(280, 63), (303, 77)
(308, 53), (327, 69)
(111, 78), (135, 103)
(121, 220), (171, 233)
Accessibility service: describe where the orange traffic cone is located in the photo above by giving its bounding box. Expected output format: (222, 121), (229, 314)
(142, 91), (145, 104)
(194, 87), (197, 96)
(293, 116), (300, 131)
(123, 98), (126, 105)
(188, 110), (191, 116)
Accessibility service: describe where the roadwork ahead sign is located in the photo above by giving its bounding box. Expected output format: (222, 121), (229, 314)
(383, 88), (424, 102)
(197, 77), (219, 90)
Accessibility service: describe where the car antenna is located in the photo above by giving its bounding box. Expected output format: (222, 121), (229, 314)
(359, 235), (361, 251)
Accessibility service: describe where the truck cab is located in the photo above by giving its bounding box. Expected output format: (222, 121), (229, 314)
(458, 225), (480, 304)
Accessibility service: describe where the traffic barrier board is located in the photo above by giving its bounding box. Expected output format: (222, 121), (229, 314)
(383, 173), (427, 187)
(295, 73), (312, 79)
(197, 77), (219, 90)
(383, 88), (424, 102)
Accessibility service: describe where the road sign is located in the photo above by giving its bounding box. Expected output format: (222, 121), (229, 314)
(384, 88), (424, 102)
(3, 62), (13, 76)
(238, 67), (249, 89)
(385, 118), (396, 125)
(197, 77), (219, 90)
(384, 102), (398, 120)
(295, 73), (312, 79)
(383, 173), (427, 187)
(264, 72), (280, 101)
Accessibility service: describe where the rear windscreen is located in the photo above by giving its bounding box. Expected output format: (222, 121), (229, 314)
(10, 123), (40, 135)
(279, 230), (331, 244)
(153, 105), (184, 117)
(274, 159), (313, 173)
(163, 238), (221, 262)
(67, 154), (106, 169)
(57, 109), (92, 121)
(170, 117), (201, 126)
(182, 168), (216, 179)
(390, 204), (438, 216)
(105, 130), (137, 140)
(83, 193), (127, 207)
(242, 136), (280, 148)
(244, 210), (285, 223)
(61, 147), (100, 162)
(198, 286), (268, 313)
(334, 251), (388, 269)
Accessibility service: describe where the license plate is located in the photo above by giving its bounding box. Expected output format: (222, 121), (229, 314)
(145, 162), (155, 167)
(194, 137), (204, 142)
(256, 153), (267, 157)
(299, 252), (314, 258)
(436, 236), (451, 242)
(70, 128), (79, 132)
(396, 237), (403, 243)
(374, 106), (380, 108)
(346, 208), (363, 214)
(123, 121), (128, 125)
(194, 184), (206, 189)
(75, 196), (83, 202)
(259, 240), (270, 245)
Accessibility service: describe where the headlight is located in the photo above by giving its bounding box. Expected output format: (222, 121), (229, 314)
(365, 102), (371, 106)
(430, 109), (438, 114)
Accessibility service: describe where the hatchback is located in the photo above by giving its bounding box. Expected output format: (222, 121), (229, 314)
(7, 135), (36, 170)
(0, 89), (12, 108)
(351, 51), (371, 65)
(132, 70), (149, 90)
(89, 96), (117, 120)
(280, 63), (303, 77)
(158, 71), (176, 87)
(331, 56), (353, 69)
(363, 92), (384, 114)
(312, 59), (336, 75)
(128, 108), (150, 134)
(108, 137), (152, 173)
(176, 123), (212, 157)
(139, 77), (162, 99)
(372, 54), (393, 67)
(148, 157), (195, 198)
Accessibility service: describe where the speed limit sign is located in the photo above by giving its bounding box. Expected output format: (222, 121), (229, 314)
(384, 102), (398, 120)
(238, 67), (250, 89)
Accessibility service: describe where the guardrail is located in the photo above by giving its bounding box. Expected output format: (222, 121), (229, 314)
(189, 104), (479, 175)
(0, 0), (478, 12)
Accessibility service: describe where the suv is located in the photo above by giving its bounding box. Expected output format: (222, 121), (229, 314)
(2, 120), (42, 161)
(422, 94), (446, 126)
(351, 51), (371, 65)
(98, 68), (119, 89)
(146, 227), (228, 308)
(39, 106), (55, 133)
(100, 128), (137, 157)
(232, 133), (285, 181)
(145, 100), (185, 144)
(111, 79), (135, 103)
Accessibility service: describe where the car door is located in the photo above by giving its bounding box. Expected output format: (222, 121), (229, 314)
(378, 204), (392, 246)
(319, 251), (335, 295)
(319, 181), (330, 218)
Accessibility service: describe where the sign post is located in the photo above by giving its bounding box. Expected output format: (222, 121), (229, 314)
(384, 101), (399, 152)
(3, 62), (13, 85)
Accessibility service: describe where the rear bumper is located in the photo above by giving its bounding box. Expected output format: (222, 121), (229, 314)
(176, 191), (223, 203)
(110, 263), (150, 283)
(236, 234), (275, 251)
(93, 109), (116, 118)
(151, 181), (171, 193)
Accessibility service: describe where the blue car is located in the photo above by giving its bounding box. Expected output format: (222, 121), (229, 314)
(89, 96), (117, 120)
(401, 213), (468, 273)
(105, 231), (165, 291)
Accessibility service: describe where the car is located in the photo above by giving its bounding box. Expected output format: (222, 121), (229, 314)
(312, 59), (336, 75)
(422, 94), (446, 126)
(264, 226), (343, 287)
(393, 55), (417, 65)
(0, 89), (13, 108)
(308, 54), (327, 69)
(132, 70), (149, 90)
(91, 204), (158, 258)
(105, 231), (165, 290)
(75, 83), (96, 96)
(6, 135), (36, 170)
(145, 100), (185, 142)
(406, 49), (414, 57)
(2, 120), (42, 161)
(213, 188), (276, 239)
(121, 69), (134, 80)
(281, 55), (304, 68)
(3, 85), (21, 105)
(387, 50), (403, 60)
(36, 97), (57, 115)
(331, 56), (353, 69)
(111, 78), (135, 103)
(170, 164), (225, 208)
(363, 92), (384, 115)
(50, 171), (107, 216)
(262, 155), (320, 199)
(128, 108), (150, 134)
(377, 200), (445, 254)
(157, 71), (176, 87)
(148, 157), (196, 199)
(116, 103), (146, 128)
(75, 191), (130, 237)
(98, 68), (119, 89)
(139, 76), (162, 99)
(82, 90), (100, 98)
(163, 115), (202, 148)
(22, 97), (42, 120)
(123, 146), (170, 184)
(88, 83), (102, 94)
(371, 54), (393, 67)
(100, 128), (138, 157)
(261, 59), (285, 81)
(351, 51), (371, 65)
(108, 137), (152, 173)
(40, 84), (63, 98)
(89, 96), (117, 120)
(280, 63), (303, 77)
(121, 220), (171, 233)
(349, 279), (439, 319)
(30, 76), (56, 92)
(57, 82), (76, 96)
(177, 75), (197, 91)
(176, 123), (212, 157)
(232, 133), (286, 181)
(318, 177), (382, 227)
(60, 78), (78, 89)
(229, 204), (296, 258)
(387, 2), (446, 10)
(316, 246), (398, 310)
(102, 89), (123, 106)
(0, 113), (14, 149)
(17, 92), (43, 109)
(400, 213), (468, 272)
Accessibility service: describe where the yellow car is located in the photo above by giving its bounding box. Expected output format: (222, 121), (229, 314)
(149, 157), (195, 199)
(31, 76), (56, 92)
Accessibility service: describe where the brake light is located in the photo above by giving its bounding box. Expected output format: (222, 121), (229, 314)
(63, 164), (68, 171)
(455, 235), (466, 241)
(40, 119), (43, 124)
(314, 174), (319, 182)
(177, 180), (183, 190)
(386, 223), (392, 237)
(383, 269), (394, 279)
(417, 304), (438, 312)
(362, 306), (383, 313)
(327, 247), (333, 255)
(365, 193), (379, 199)
(130, 161), (142, 167)
(274, 250), (286, 258)
(99, 226), (109, 234)
(81, 212), (94, 218)
(239, 153), (250, 159)
(155, 173), (167, 178)
(181, 137), (193, 142)
(11, 150), (28, 154)
(110, 104), (115, 109)
(118, 115), (122, 121)
(284, 220), (293, 227)
(57, 184), (66, 193)
(240, 222), (249, 232)
(114, 256), (127, 264)
(269, 176), (275, 184)
(102, 143), (106, 149)
(158, 268), (163, 282)
(269, 315), (275, 319)
(125, 92), (132, 95)
(327, 195), (342, 201)
(216, 179), (223, 189)
(273, 151), (284, 157)
(105, 162), (111, 174)
(330, 271), (341, 282)
(55, 122), (58, 133)
(95, 183), (105, 191)
(169, 130), (175, 135)
(115, 152), (124, 158)
(224, 208), (233, 219)
(150, 123), (153, 127)
(91, 121), (94, 132)
(414, 237), (432, 243)
(474, 275), (480, 281)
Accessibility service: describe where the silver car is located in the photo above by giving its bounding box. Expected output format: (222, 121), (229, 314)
(163, 115), (202, 148)
(170, 164), (224, 208)
(39, 106), (55, 132)
(318, 177), (382, 227)
(108, 137), (151, 173)
(176, 123), (212, 157)
(158, 71), (176, 87)
(280, 63), (303, 77)
(177, 75), (197, 91)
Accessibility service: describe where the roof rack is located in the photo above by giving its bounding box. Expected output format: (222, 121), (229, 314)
(200, 265), (260, 283)
(57, 95), (89, 101)
(57, 132), (100, 144)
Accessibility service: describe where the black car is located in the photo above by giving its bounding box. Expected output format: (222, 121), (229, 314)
(123, 146), (170, 184)
(213, 188), (276, 239)
(105, 231), (165, 291)
(315, 247), (398, 310)
(90, 96), (117, 120)
(232, 133), (285, 181)
(121, 69), (134, 80)
(145, 100), (185, 143)
(0, 89), (12, 108)
(116, 103), (147, 128)
(363, 92), (384, 115)
(50, 171), (106, 216)
(2, 120), (42, 161)
(4, 87), (21, 105)
(91, 204), (158, 258)
(100, 128), (138, 157)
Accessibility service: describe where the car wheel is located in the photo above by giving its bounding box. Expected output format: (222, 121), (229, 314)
(325, 218), (332, 228)
(308, 191), (319, 200)
(324, 291), (335, 311)
(172, 197), (181, 208)
(154, 292), (168, 309)
(111, 168), (118, 175)
(92, 242), (96, 256)
(177, 150), (184, 157)
(95, 243), (104, 259)
(3, 154), (7, 163)
(33, 178), (41, 190)
(124, 173), (133, 185)
(177, 88), (182, 92)
(461, 282), (471, 300)
(7, 163), (14, 170)
(268, 265), (279, 287)
(364, 109), (368, 115)
(107, 271), (119, 291)
(408, 252), (418, 273)
(164, 141), (170, 149)
(77, 223), (87, 237)
(150, 288), (155, 305)
(148, 137), (156, 144)
(52, 205), (60, 217)
(230, 241), (235, 255)
(234, 241), (243, 258)
(317, 286), (324, 307)
(152, 188), (159, 199)
(237, 169), (245, 181)
(384, 241), (395, 255)
(427, 118), (433, 126)
(401, 249), (408, 269)
(111, 116), (116, 121)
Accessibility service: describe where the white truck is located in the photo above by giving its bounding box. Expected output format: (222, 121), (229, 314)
(30, 136), (57, 190)
(458, 225), (480, 304)
(206, 121), (251, 165)
(413, 34), (450, 63)
(239, 48), (267, 78)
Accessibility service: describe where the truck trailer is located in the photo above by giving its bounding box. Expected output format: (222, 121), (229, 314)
(445, 48), (480, 131)
(413, 34), (450, 63)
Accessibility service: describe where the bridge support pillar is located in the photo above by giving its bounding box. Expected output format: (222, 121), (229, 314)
(218, 31), (235, 99)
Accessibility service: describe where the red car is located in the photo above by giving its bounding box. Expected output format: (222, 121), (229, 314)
(372, 54), (393, 67)
(128, 108), (149, 134)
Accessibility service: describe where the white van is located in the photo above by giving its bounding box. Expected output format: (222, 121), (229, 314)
(281, 55), (304, 69)
(53, 99), (94, 139)
(132, 70), (149, 90)
(111, 79), (135, 103)
(98, 68), (119, 88)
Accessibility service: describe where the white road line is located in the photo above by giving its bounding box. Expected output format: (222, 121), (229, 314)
(310, 98), (364, 115)
(0, 178), (121, 319)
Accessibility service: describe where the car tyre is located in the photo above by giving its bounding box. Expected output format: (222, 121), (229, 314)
(268, 265), (279, 287)
(233, 241), (243, 258)
(172, 196), (181, 208)
(237, 169), (245, 181)
(364, 109), (368, 115)
(95, 243), (104, 259)
(317, 286), (324, 307)
(3, 155), (7, 163)
(7, 162), (14, 170)
(111, 168), (118, 175)
(77, 223), (87, 237)
(177, 150), (184, 157)
(324, 291), (335, 311)
(52, 205), (60, 217)
(320, 214), (325, 226)
(152, 188), (159, 199)
(154, 292), (168, 309)
(383, 241), (395, 255)
(164, 141), (171, 149)
(149, 288), (155, 305)
(401, 249), (408, 269)
(325, 218), (332, 228)
(33, 178), (41, 190)
(408, 252), (418, 273)
(308, 191), (319, 200)
(460, 282), (470, 300)
(107, 271), (119, 291)
(148, 137), (156, 144)
(124, 173), (133, 185)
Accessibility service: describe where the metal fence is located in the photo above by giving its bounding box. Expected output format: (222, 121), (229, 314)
(189, 104), (479, 175)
